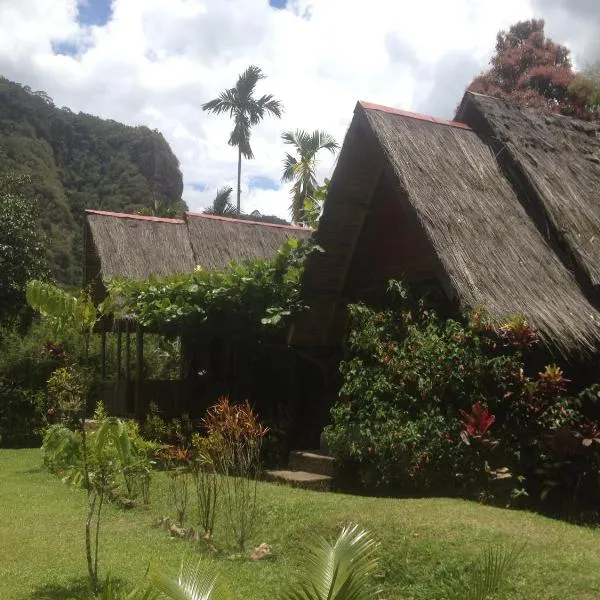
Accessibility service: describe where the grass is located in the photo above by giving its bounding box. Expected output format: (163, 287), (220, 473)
(2, 449), (600, 599)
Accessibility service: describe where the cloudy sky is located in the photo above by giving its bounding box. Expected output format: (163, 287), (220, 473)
(0, 0), (598, 219)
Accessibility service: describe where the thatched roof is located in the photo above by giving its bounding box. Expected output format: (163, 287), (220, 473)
(85, 210), (312, 300)
(293, 99), (600, 356)
(185, 212), (312, 270)
(457, 92), (600, 293)
(85, 210), (195, 283)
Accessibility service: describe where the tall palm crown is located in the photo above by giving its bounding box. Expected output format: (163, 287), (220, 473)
(202, 66), (283, 215)
(281, 129), (338, 224)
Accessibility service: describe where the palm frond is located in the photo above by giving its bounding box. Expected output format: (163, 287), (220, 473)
(311, 130), (339, 154)
(279, 524), (380, 600)
(201, 89), (238, 116)
(236, 65), (265, 101)
(254, 95), (284, 121)
(147, 560), (234, 600)
(281, 153), (299, 182)
(447, 544), (523, 600)
(205, 187), (236, 216)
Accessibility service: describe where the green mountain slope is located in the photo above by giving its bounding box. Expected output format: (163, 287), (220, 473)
(0, 77), (184, 284)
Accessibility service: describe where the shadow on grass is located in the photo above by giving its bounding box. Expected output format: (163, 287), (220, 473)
(30, 575), (129, 600)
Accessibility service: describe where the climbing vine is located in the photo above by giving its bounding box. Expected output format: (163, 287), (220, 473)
(101, 238), (319, 337)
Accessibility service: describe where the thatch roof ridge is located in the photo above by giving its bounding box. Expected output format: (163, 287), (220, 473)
(85, 209), (313, 294)
(185, 212), (312, 272)
(185, 211), (312, 232)
(85, 209), (185, 224)
(358, 100), (472, 130)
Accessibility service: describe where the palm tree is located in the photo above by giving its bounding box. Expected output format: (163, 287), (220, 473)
(204, 187), (236, 216)
(202, 66), (283, 215)
(281, 129), (338, 224)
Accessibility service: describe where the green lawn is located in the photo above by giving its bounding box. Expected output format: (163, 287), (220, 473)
(1, 449), (600, 599)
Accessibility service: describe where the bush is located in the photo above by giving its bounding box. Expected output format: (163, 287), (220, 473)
(0, 324), (61, 446)
(325, 282), (600, 517)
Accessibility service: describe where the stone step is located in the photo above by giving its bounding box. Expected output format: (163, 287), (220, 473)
(288, 450), (336, 477)
(264, 469), (332, 491)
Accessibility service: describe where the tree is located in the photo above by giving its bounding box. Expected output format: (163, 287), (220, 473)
(468, 19), (597, 120)
(204, 187), (236, 216)
(0, 174), (48, 324)
(281, 130), (338, 224)
(135, 195), (188, 219)
(202, 66), (283, 215)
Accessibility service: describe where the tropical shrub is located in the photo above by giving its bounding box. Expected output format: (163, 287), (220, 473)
(0, 324), (62, 446)
(191, 432), (222, 540)
(325, 282), (600, 517)
(204, 397), (269, 551)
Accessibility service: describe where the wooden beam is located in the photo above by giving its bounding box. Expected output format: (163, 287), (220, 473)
(125, 323), (131, 383)
(135, 328), (144, 421)
(100, 331), (106, 380)
(116, 331), (122, 380)
(321, 168), (382, 345)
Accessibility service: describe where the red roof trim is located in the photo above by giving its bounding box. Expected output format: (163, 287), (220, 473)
(185, 211), (313, 232)
(85, 209), (185, 224)
(358, 100), (472, 131)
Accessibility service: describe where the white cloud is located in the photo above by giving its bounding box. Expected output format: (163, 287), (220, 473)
(0, 0), (597, 219)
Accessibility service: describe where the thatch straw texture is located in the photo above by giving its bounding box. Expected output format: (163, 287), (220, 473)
(85, 210), (312, 297)
(86, 210), (195, 281)
(294, 101), (600, 356)
(461, 92), (600, 290)
(185, 213), (312, 270)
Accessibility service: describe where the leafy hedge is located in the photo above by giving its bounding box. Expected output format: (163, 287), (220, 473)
(325, 282), (600, 518)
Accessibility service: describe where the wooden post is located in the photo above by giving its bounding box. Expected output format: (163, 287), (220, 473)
(100, 331), (106, 381)
(135, 328), (144, 421)
(116, 330), (122, 380)
(125, 324), (131, 383)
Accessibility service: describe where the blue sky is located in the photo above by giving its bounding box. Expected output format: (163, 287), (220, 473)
(78, 0), (113, 26)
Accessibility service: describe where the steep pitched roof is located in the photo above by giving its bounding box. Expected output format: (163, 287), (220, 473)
(294, 99), (600, 356)
(84, 210), (312, 300)
(458, 92), (600, 292)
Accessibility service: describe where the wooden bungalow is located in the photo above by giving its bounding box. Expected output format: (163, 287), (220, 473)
(292, 92), (600, 366)
(84, 209), (316, 438)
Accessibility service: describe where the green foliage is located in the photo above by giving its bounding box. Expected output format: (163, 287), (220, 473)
(204, 187), (236, 216)
(42, 412), (155, 591)
(0, 77), (184, 284)
(281, 129), (338, 224)
(204, 397), (268, 551)
(325, 282), (600, 517)
(26, 279), (97, 340)
(0, 174), (49, 324)
(446, 545), (523, 600)
(102, 238), (317, 336)
(279, 524), (379, 600)
(302, 179), (329, 229)
(0, 323), (61, 446)
(147, 560), (234, 600)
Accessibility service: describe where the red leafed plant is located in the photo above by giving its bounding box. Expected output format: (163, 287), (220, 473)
(459, 402), (497, 447)
(537, 364), (571, 396)
(498, 315), (538, 350)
